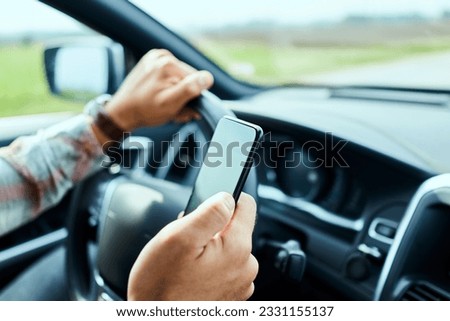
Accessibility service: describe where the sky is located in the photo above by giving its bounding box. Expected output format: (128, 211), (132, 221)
(132, 0), (450, 29)
(0, 1), (83, 36)
(1, 0), (450, 36)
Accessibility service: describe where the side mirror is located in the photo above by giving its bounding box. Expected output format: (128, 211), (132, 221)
(44, 42), (126, 101)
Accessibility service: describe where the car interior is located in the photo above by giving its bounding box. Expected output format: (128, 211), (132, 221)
(1, 0), (450, 301)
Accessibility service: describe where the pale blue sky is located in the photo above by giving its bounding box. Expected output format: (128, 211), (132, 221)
(132, 0), (450, 29)
(1, 0), (450, 35)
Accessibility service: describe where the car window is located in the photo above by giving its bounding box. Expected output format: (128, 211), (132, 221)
(0, 1), (99, 118)
(131, 0), (450, 90)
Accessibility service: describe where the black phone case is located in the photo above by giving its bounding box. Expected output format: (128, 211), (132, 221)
(184, 116), (263, 214)
(225, 117), (263, 202)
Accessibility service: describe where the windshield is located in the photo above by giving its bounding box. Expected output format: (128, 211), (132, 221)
(131, 0), (450, 90)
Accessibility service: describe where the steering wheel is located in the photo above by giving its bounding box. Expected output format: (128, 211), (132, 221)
(65, 91), (259, 300)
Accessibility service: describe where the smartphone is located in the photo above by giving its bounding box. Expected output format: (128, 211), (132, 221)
(184, 116), (263, 215)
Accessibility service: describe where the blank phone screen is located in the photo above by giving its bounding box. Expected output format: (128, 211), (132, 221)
(184, 117), (259, 214)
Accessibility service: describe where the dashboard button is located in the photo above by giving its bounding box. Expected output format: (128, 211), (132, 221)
(357, 243), (383, 261)
(375, 222), (396, 239)
(368, 218), (399, 244)
(345, 253), (370, 281)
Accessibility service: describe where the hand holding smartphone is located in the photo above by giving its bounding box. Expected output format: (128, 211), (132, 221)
(184, 116), (263, 215)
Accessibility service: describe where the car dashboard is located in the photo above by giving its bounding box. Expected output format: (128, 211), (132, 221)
(227, 87), (450, 300)
(128, 86), (450, 300)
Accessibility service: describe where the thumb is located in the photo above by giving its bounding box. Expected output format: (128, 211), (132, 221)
(181, 192), (235, 246)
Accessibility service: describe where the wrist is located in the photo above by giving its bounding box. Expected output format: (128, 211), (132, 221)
(84, 95), (130, 150)
(90, 122), (112, 148)
(105, 96), (138, 132)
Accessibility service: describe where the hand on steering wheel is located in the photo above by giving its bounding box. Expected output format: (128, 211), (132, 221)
(105, 48), (214, 131)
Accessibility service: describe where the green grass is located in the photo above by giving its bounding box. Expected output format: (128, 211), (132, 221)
(0, 44), (83, 118)
(196, 39), (450, 84)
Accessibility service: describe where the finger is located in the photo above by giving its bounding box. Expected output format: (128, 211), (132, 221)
(156, 55), (188, 79)
(146, 49), (196, 75)
(146, 48), (173, 59)
(179, 60), (198, 75)
(174, 107), (201, 123)
(153, 51), (197, 77)
(181, 192), (235, 246)
(247, 254), (259, 283)
(141, 49), (175, 74)
(167, 75), (182, 85)
(174, 114), (196, 124)
(158, 70), (214, 109)
(225, 193), (257, 240)
(242, 282), (255, 300)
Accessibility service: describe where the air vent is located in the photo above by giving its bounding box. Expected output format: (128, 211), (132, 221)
(401, 283), (450, 301)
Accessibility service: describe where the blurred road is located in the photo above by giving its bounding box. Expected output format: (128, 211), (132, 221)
(304, 51), (450, 89)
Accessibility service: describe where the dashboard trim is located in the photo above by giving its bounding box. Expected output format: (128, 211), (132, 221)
(368, 217), (398, 245)
(258, 184), (365, 231)
(0, 228), (67, 270)
(374, 173), (450, 300)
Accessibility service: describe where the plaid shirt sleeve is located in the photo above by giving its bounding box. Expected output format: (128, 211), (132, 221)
(0, 114), (106, 236)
